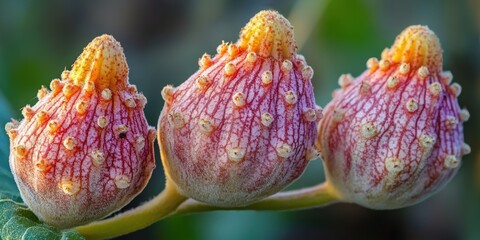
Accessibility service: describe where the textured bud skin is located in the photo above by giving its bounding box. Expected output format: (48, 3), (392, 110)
(318, 26), (467, 209)
(159, 10), (320, 207)
(7, 35), (156, 228)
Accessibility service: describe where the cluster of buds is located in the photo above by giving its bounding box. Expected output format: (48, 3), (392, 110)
(6, 35), (156, 228)
(158, 10), (321, 207)
(318, 26), (469, 209)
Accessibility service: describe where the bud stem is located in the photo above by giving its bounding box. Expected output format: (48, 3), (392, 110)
(75, 181), (188, 240)
(171, 181), (338, 216)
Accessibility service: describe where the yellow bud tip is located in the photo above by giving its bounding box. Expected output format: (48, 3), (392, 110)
(386, 25), (442, 73)
(238, 10), (296, 60)
(69, 34), (128, 92)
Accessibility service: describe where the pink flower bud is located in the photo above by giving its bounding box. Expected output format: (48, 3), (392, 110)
(6, 35), (156, 228)
(158, 10), (320, 207)
(318, 26), (468, 209)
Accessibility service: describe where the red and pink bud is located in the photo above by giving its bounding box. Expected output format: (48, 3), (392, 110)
(6, 35), (156, 228)
(158, 10), (321, 207)
(318, 26), (469, 209)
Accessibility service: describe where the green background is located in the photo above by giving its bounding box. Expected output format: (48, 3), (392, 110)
(0, 0), (479, 239)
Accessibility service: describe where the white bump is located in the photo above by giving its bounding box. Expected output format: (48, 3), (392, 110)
(199, 118), (215, 133)
(246, 52), (257, 63)
(227, 147), (245, 162)
(161, 85), (174, 102)
(36, 110), (49, 126)
(284, 90), (297, 105)
(76, 99), (89, 114)
(441, 71), (453, 85)
(34, 158), (51, 172)
(445, 116), (458, 130)
(261, 71), (273, 85)
(125, 98), (136, 108)
(169, 112), (185, 129)
(61, 180), (80, 195)
(302, 66), (314, 81)
(399, 63), (410, 75)
(97, 116), (108, 128)
(444, 155), (459, 168)
(306, 147), (320, 161)
(405, 98), (418, 113)
(90, 150), (105, 167)
(359, 81), (371, 95)
(232, 92), (246, 107)
(50, 79), (63, 95)
(462, 143), (471, 155)
(417, 66), (429, 79)
(224, 62), (236, 76)
(63, 136), (76, 150)
(450, 83), (462, 97)
(84, 80), (95, 92)
(303, 108), (317, 122)
(429, 82), (442, 96)
(101, 88), (112, 101)
(61, 70), (70, 80)
(419, 135), (436, 149)
(332, 108), (346, 122)
(387, 76), (399, 89)
(135, 135), (145, 152)
(22, 105), (34, 120)
(4, 122), (15, 133)
(361, 123), (378, 139)
(315, 106), (323, 120)
(228, 44), (238, 57)
(115, 175), (131, 189)
(62, 83), (75, 98)
(276, 143), (292, 158)
(460, 109), (470, 122)
(261, 112), (274, 127)
(366, 57), (379, 69)
(37, 86), (48, 99)
(338, 74), (353, 88)
(198, 53), (212, 69)
(379, 60), (390, 70)
(281, 60), (292, 72)
(217, 41), (227, 54)
(136, 93), (148, 108)
(385, 157), (404, 173)
(14, 145), (27, 158)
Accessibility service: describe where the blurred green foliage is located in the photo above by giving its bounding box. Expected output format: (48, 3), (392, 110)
(0, 0), (478, 239)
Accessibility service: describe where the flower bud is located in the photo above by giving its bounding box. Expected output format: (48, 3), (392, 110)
(158, 10), (320, 207)
(6, 35), (156, 228)
(318, 26), (467, 209)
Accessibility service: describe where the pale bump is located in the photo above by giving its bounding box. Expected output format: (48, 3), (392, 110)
(232, 92), (246, 107)
(114, 124), (129, 138)
(405, 98), (419, 113)
(169, 112), (185, 129)
(302, 66), (313, 81)
(461, 143), (471, 156)
(90, 149), (105, 167)
(332, 108), (346, 122)
(115, 175), (131, 189)
(460, 109), (470, 122)
(450, 83), (462, 97)
(379, 60), (390, 70)
(63, 136), (76, 150)
(34, 158), (52, 173)
(444, 155), (459, 169)
(199, 118), (215, 133)
(196, 75), (211, 90)
(429, 82), (442, 96)
(61, 180), (80, 195)
(281, 60), (292, 72)
(445, 116), (458, 130)
(417, 66), (429, 79)
(161, 85), (174, 102)
(338, 74), (353, 88)
(228, 44), (239, 57)
(97, 116), (108, 129)
(125, 97), (136, 108)
(76, 99), (89, 115)
(198, 53), (213, 69)
(361, 123), (378, 139)
(276, 143), (292, 158)
(261, 112), (274, 127)
(227, 147), (246, 162)
(419, 134), (436, 149)
(387, 76), (399, 89)
(36, 110), (49, 126)
(399, 63), (410, 75)
(261, 71), (273, 85)
(306, 147), (320, 161)
(359, 81), (371, 95)
(217, 41), (228, 55)
(22, 105), (34, 120)
(14, 145), (27, 158)
(50, 79), (63, 95)
(37, 86), (48, 100)
(224, 62), (236, 76)
(441, 71), (453, 85)
(284, 90), (297, 105)
(366, 57), (379, 69)
(135, 135), (145, 152)
(62, 83), (75, 98)
(385, 157), (404, 173)
(246, 52), (257, 63)
(303, 108), (317, 122)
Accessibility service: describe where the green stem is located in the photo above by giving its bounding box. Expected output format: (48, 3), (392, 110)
(75, 181), (187, 240)
(171, 181), (338, 216)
